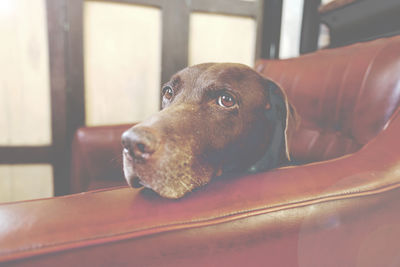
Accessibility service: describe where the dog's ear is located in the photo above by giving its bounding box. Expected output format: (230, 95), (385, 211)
(248, 79), (299, 173)
(265, 79), (298, 162)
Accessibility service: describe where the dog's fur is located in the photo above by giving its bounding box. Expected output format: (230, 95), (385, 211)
(122, 63), (297, 199)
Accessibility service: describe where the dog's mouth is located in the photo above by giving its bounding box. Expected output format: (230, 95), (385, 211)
(122, 130), (216, 198)
(131, 176), (144, 188)
(130, 175), (153, 189)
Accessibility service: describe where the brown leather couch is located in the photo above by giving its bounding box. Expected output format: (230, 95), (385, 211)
(1, 36), (400, 267)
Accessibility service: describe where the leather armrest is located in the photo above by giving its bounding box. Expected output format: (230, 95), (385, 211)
(70, 124), (133, 193)
(1, 109), (399, 266)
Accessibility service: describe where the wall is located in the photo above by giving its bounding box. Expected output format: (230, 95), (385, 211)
(84, 1), (162, 126)
(0, 0), (53, 202)
(280, 0), (304, 59)
(189, 12), (256, 67)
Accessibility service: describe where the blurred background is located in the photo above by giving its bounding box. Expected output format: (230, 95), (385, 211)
(1, 0), (399, 202)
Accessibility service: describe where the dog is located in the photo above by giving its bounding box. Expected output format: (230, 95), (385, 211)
(122, 63), (297, 199)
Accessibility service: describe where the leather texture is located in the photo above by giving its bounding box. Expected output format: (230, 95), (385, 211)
(70, 124), (131, 193)
(257, 35), (400, 163)
(1, 36), (400, 266)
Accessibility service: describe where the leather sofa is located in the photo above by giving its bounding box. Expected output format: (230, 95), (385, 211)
(1, 36), (400, 266)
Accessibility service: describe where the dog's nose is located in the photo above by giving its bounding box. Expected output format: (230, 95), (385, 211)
(121, 127), (159, 161)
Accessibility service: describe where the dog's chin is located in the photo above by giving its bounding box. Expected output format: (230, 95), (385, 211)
(124, 172), (201, 199)
(124, 171), (212, 199)
(123, 154), (214, 199)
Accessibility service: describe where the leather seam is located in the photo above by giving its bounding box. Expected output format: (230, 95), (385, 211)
(2, 180), (400, 260)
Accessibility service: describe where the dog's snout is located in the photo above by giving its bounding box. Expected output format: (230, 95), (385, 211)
(122, 127), (159, 161)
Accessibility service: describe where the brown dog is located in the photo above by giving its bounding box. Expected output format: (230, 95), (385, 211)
(122, 63), (297, 199)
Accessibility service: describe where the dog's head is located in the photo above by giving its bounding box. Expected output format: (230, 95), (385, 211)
(122, 63), (297, 198)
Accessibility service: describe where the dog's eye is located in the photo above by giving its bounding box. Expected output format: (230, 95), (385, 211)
(162, 86), (174, 100)
(217, 93), (236, 108)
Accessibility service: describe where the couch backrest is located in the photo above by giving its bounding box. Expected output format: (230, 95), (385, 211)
(256, 35), (400, 163)
(70, 124), (131, 193)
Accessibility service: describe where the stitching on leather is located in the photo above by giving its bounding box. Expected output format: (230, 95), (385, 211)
(3, 180), (400, 259)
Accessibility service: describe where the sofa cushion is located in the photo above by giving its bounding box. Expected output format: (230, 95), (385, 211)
(256, 35), (400, 163)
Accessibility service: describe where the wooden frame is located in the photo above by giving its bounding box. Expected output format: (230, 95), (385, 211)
(2, 0), (283, 196)
(258, 0), (282, 59)
(0, 147), (52, 164)
(300, 0), (321, 54)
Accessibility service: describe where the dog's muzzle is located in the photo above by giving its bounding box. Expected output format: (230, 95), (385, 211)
(121, 127), (159, 163)
(121, 127), (161, 188)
